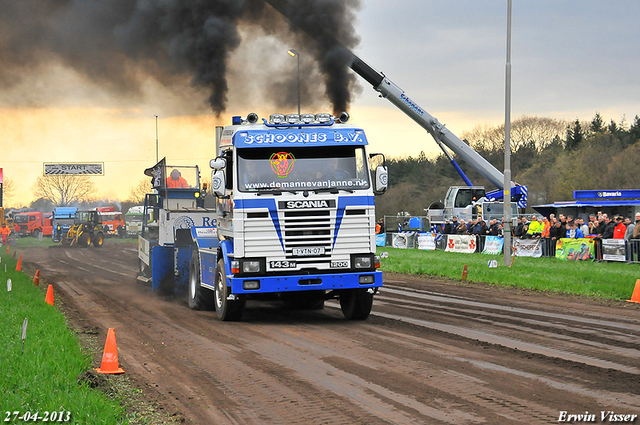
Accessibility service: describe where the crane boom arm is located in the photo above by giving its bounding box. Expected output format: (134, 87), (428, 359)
(350, 58), (506, 189)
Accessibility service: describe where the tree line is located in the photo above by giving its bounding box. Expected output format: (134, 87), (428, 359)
(374, 113), (640, 218)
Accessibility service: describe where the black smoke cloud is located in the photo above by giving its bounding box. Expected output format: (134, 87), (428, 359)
(0, 0), (361, 115)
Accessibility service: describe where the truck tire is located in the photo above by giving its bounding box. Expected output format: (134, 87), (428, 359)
(188, 247), (213, 310)
(33, 228), (41, 239)
(214, 258), (245, 321)
(93, 232), (104, 247)
(339, 289), (374, 320)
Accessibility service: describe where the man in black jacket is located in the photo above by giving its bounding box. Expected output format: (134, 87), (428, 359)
(601, 215), (615, 239)
(514, 217), (528, 238)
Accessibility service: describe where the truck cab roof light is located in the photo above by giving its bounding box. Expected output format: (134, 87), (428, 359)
(315, 113), (331, 123)
(286, 114), (301, 124)
(269, 114), (285, 125)
(232, 116), (242, 125)
(301, 113), (315, 124)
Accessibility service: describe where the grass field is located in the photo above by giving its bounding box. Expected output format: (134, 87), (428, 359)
(0, 252), (125, 424)
(0, 247), (174, 425)
(377, 247), (639, 300)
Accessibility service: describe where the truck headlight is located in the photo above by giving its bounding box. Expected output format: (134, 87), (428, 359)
(353, 256), (372, 269)
(241, 260), (262, 274)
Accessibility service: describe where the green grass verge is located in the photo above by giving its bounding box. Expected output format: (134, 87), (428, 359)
(0, 253), (125, 424)
(377, 247), (639, 300)
(0, 249), (181, 424)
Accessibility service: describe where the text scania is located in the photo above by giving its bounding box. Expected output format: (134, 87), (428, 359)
(241, 131), (364, 145)
(278, 199), (336, 209)
(288, 200), (328, 209)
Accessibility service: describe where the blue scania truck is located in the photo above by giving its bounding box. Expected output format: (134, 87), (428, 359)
(139, 112), (388, 321)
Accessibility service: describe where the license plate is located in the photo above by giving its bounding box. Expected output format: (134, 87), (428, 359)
(270, 260), (296, 269)
(292, 247), (325, 256)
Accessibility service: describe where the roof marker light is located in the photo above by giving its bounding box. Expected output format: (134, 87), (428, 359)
(315, 113), (331, 123)
(269, 114), (285, 125)
(301, 113), (315, 124)
(286, 114), (301, 124)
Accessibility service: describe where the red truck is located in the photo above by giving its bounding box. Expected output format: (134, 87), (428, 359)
(13, 211), (53, 237)
(93, 207), (126, 237)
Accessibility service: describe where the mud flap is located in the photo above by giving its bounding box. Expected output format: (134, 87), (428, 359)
(151, 245), (173, 292)
(173, 245), (191, 291)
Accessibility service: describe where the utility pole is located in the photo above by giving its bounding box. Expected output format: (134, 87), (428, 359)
(154, 115), (159, 163)
(503, 0), (512, 267)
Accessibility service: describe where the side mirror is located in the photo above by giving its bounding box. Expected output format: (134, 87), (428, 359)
(211, 170), (227, 197)
(374, 165), (388, 195)
(209, 157), (226, 170)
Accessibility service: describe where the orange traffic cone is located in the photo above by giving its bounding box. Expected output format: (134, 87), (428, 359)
(626, 279), (640, 304)
(461, 264), (468, 281)
(15, 254), (22, 272)
(45, 284), (54, 306)
(5, 245), (9, 255)
(33, 270), (40, 286)
(95, 328), (125, 374)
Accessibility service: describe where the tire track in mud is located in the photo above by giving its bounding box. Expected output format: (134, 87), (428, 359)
(375, 285), (640, 375)
(22, 245), (640, 424)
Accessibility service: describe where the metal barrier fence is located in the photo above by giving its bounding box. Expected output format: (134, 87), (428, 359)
(385, 232), (640, 263)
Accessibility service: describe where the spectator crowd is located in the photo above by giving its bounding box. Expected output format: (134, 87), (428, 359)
(436, 211), (640, 241)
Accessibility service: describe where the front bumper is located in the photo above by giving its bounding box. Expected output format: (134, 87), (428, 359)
(230, 270), (382, 294)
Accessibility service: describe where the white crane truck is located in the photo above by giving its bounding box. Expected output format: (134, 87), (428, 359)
(139, 113), (388, 321)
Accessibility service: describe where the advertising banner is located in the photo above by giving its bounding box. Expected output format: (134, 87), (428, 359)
(601, 239), (626, 262)
(376, 233), (386, 247)
(513, 238), (543, 257)
(555, 238), (595, 261)
(445, 235), (477, 254)
(482, 236), (504, 255)
(417, 233), (436, 251)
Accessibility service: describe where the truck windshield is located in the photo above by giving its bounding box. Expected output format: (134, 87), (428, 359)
(237, 146), (370, 193)
(14, 215), (28, 223)
(164, 165), (199, 189)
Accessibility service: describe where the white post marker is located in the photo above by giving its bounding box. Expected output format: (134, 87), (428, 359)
(22, 318), (28, 355)
(7, 278), (11, 301)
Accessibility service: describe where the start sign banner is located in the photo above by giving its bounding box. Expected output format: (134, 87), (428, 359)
(44, 163), (104, 175)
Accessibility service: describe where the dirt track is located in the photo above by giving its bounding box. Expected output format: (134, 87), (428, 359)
(23, 242), (640, 424)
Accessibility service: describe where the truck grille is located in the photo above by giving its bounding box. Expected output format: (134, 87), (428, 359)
(283, 210), (332, 263)
(242, 206), (372, 270)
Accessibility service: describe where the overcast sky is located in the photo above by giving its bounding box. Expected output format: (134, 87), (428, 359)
(351, 0), (640, 144)
(2, 0), (640, 206)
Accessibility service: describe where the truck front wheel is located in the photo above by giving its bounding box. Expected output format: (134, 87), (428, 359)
(339, 289), (374, 320)
(214, 259), (245, 321)
(188, 247), (213, 310)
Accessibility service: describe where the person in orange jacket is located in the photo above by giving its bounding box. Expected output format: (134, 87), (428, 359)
(0, 223), (10, 245)
(541, 216), (551, 238)
(166, 169), (189, 188)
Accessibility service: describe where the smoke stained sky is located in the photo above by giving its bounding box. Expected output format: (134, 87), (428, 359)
(1, 0), (640, 206)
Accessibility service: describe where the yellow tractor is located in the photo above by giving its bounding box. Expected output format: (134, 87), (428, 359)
(62, 211), (105, 247)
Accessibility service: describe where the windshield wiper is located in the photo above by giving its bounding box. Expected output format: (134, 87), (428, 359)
(254, 187), (300, 196)
(313, 187), (354, 194)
